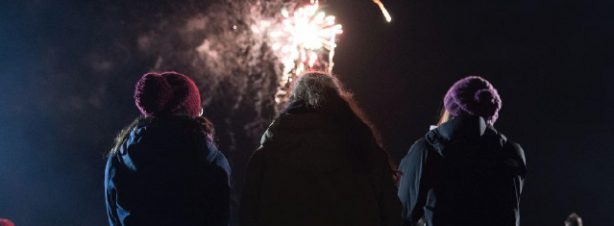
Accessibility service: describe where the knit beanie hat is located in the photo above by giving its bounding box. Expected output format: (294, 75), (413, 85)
(0, 218), (15, 226)
(134, 72), (202, 117)
(443, 76), (502, 124)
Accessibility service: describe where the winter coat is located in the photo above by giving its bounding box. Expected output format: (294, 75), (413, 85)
(240, 101), (401, 226)
(104, 116), (231, 226)
(398, 116), (526, 226)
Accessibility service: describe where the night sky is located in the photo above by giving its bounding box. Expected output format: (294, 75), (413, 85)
(1, 0), (613, 225)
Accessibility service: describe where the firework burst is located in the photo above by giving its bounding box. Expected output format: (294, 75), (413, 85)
(252, 0), (343, 106)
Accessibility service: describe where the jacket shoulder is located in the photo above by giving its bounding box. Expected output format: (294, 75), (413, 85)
(259, 119), (282, 146)
(495, 131), (525, 164)
(400, 138), (430, 166)
(505, 140), (527, 166)
(205, 141), (231, 173)
(407, 138), (430, 156)
(489, 129), (526, 164)
(498, 135), (527, 177)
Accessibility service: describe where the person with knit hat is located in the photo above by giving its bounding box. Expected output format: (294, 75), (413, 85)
(104, 72), (231, 226)
(398, 76), (527, 226)
(0, 218), (15, 226)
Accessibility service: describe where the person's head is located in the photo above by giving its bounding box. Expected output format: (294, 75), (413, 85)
(108, 72), (205, 156)
(134, 71), (202, 118)
(289, 72), (378, 139)
(290, 72), (396, 173)
(289, 71), (347, 109)
(565, 213), (583, 226)
(0, 218), (15, 226)
(441, 76), (502, 125)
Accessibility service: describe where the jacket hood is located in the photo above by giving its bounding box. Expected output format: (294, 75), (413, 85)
(425, 116), (500, 156)
(117, 116), (209, 172)
(422, 115), (528, 179)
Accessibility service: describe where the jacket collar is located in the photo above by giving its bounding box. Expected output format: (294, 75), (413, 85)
(437, 115), (489, 141)
(425, 116), (496, 153)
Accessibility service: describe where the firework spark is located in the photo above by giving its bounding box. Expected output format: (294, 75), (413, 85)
(373, 0), (392, 22)
(253, 0), (343, 106)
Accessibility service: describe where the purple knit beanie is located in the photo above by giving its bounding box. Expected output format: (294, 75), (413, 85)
(134, 72), (202, 117)
(443, 76), (502, 124)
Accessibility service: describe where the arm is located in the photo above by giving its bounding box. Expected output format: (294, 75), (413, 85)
(104, 156), (120, 226)
(239, 125), (277, 226)
(239, 148), (267, 226)
(505, 142), (527, 203)
(204, 142), (232, 226)
(374, 151), (402, 226)
(512, 143), (527, 195)
(397, 140), (429, 226)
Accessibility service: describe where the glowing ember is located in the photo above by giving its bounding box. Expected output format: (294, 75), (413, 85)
(252, 0), (343, 106)
(373, 0), (392, 23)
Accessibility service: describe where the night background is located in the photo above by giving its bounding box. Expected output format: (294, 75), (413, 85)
(1, 0), (613, 225)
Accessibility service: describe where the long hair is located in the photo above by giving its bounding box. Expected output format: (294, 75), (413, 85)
(107, 116), (216, 156)
(289, 72), (397, 174)
(290, 72), (384, 143)
(437, 108), (451, 126)
(108, 117), (142, 156)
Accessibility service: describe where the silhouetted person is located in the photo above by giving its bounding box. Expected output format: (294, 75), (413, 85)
(240, 72), (400, 226)
(104, 72), (231, 226)
(398, 76), (527, 226)
(565, 213), (583, 226)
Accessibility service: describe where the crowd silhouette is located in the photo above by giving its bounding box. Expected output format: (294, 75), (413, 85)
(100, 71), (579, 226)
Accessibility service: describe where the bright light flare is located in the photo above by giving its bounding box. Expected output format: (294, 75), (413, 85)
(253, 0), (343, 105)
(373, 0), (392, 22)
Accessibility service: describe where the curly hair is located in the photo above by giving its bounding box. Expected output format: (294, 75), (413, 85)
(288, 72), (398, 177)
(290, 72), (349, 108)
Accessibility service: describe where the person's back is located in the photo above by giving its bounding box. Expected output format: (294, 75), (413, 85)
(104, 72), (231, 226)
(106, 117), (230, 225)
(240, 72), (400, 226)
(398, 76), (526, 226)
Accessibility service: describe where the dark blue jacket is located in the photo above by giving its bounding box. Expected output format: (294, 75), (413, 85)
(105, 116), (231, 226)
(398, 116), (526, 226)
